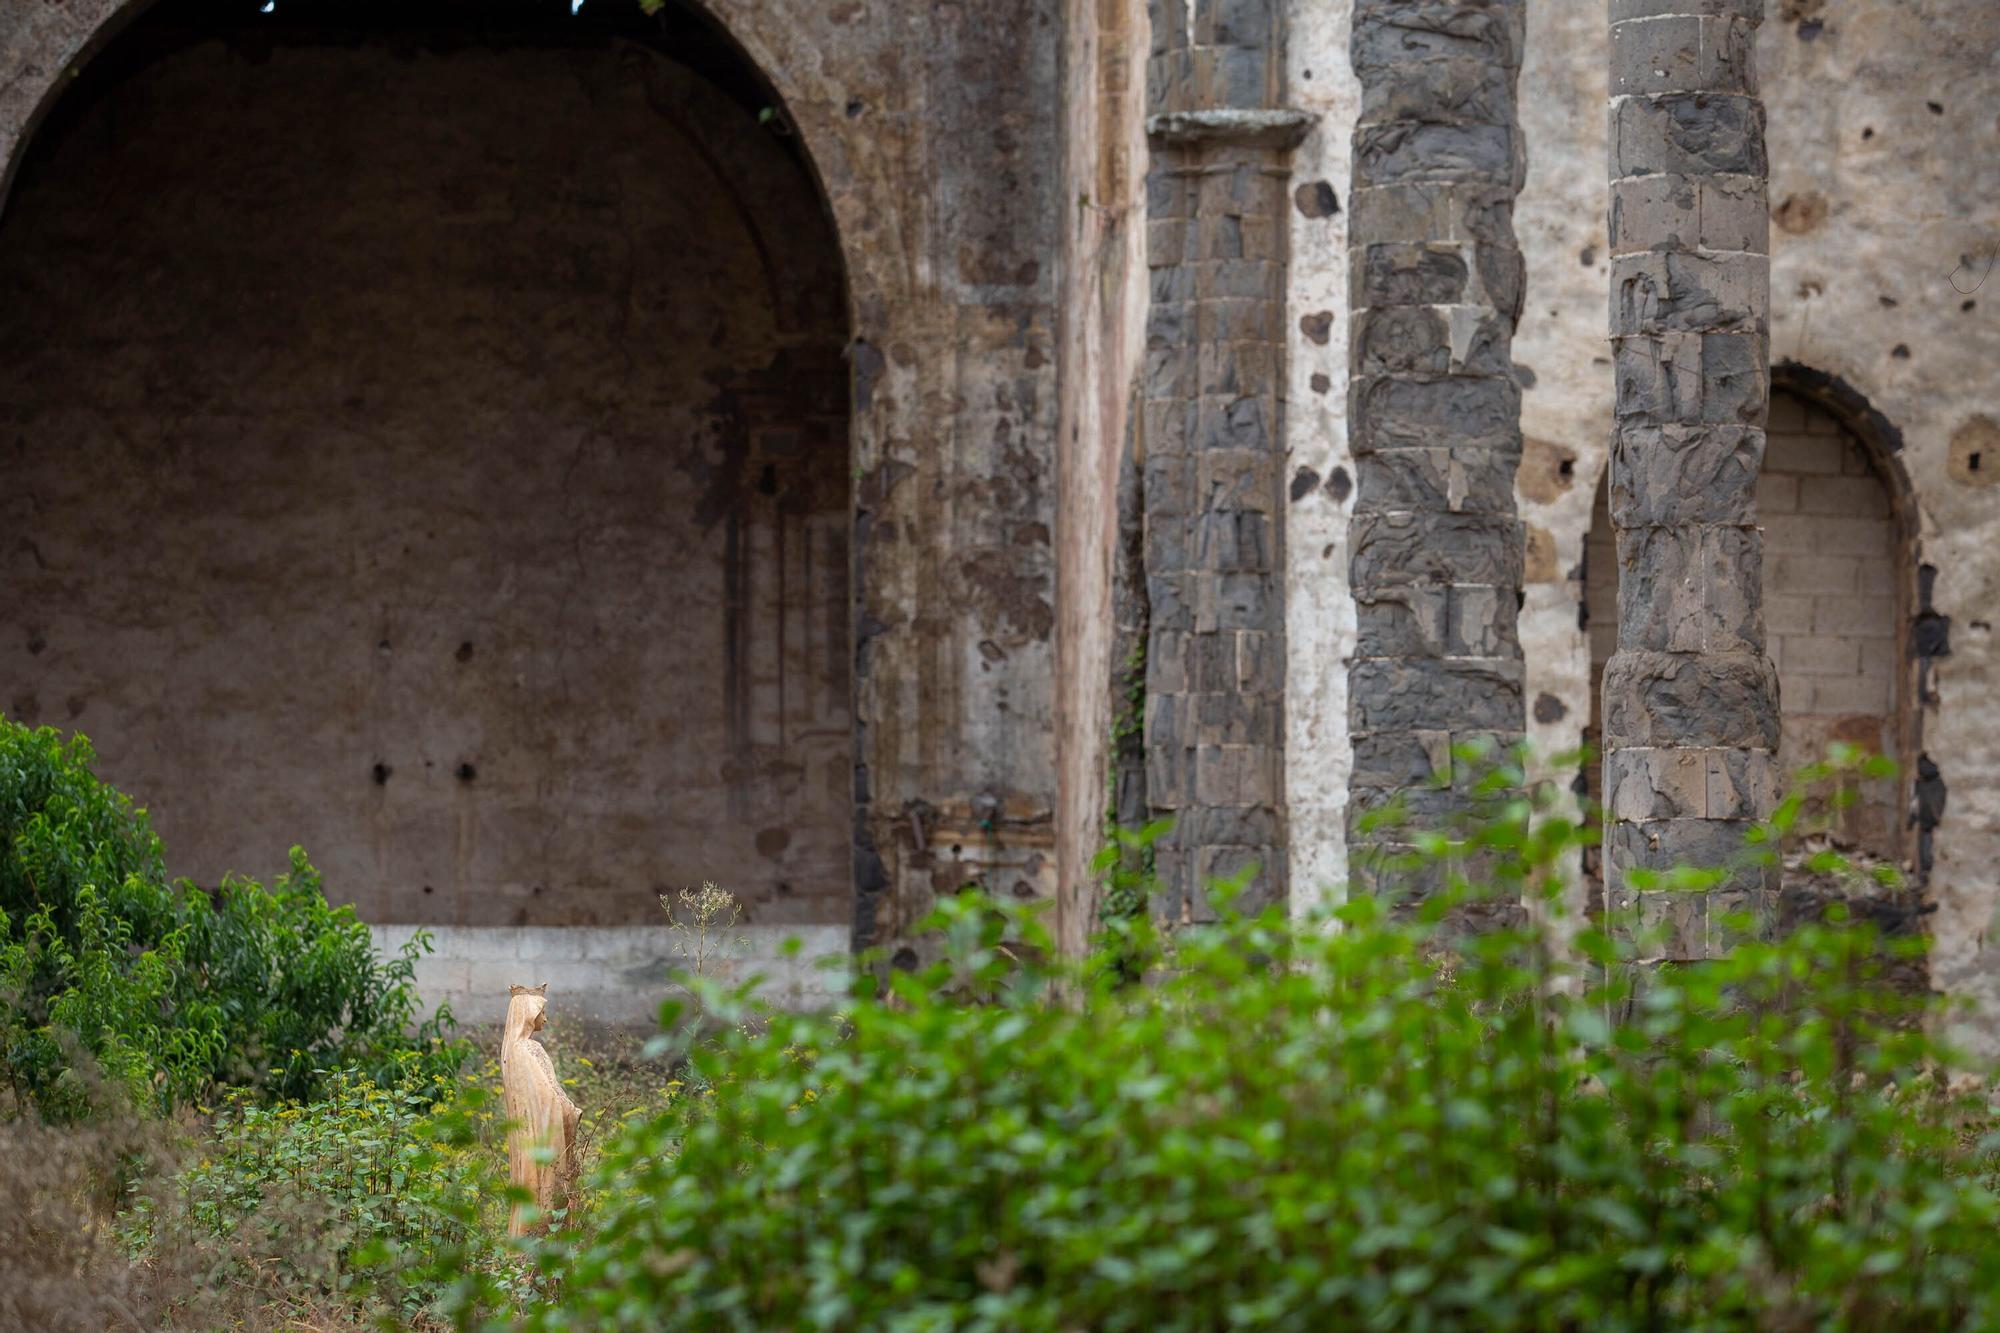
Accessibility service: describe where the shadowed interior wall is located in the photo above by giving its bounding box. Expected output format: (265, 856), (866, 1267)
(0, 17), (851, 927)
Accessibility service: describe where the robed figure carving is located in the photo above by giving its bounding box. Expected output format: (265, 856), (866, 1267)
(500, 983), (582, 1237)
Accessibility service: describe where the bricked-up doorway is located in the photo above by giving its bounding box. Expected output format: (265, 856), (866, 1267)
(1585, 383), (1917, 869)
(0, 0), (853, 930)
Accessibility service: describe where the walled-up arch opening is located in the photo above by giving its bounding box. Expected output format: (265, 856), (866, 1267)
(0, 0), (854, 934)
(1585, 377), (1919, 871)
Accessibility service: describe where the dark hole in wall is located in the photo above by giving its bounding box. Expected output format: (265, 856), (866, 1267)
(0, 0), (853, 929)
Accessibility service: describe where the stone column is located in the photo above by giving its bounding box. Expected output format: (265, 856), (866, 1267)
(1140, 0), (1312, 921)
(1344, 1), (1527, 908)
(1603, 0), (1777, 959)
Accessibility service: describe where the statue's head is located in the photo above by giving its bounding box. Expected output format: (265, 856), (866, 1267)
(506, 983), (550, 1036)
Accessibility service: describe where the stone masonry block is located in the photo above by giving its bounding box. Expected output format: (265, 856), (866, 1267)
(1615, 523), (1765, 654)
(1446, 582), (1521, 657)
(1194, 509), (1271, 571)
(1195, 743), (1279, 807)
(1355, 586), (1451, 658)
(1356, 241), (1473, 307)
(1604, 746), (1777, 822)
(1612, 249), (1767, 337)
(1601, 648), (1780, 749)
(1608, 423), (1764, 526)
(1349, 730), (1451, 790)
(1351, 509), (1525, 590)
(1194, 689), (1281, 746)
(1355, 445), (1520, 515)
(1352, 0), (1524, 73)
(1353, 305), (1453, 376)
(1611, 15), (1756, 98)
(1355, 121), (1520, 189)
(1604, 816), (1776, 896)
(1349, 656), (1524, 735)
(1477, 240), (1526, 323)
(1609, 174), (1768, 256)
(1358, 55), (1518, 127)
(1351, 180), (1517, 248)
(1613, 331), (1767, 427)
(1354, 585), (1518, 661)
(1610, 0), (1762, 22)
(1351, 372), (1522, 453)
(1197, 570), (1281, 632)
(1611, 92), (1766, 180)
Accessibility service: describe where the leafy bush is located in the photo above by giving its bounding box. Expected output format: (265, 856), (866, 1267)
(421, 754), (2000, 1332)
(0, 720), (465, 1119)
(125, 1064), (512, 1327)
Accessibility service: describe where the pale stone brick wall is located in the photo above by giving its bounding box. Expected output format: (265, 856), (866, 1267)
(370, 924), (852, 1033)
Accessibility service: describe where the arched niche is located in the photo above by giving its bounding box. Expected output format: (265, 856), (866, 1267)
(0, 0), (856, 929)
(1584, 367), (1922, 870)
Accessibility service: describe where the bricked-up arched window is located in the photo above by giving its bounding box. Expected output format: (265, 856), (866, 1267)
(1586, 386), (1913, 865)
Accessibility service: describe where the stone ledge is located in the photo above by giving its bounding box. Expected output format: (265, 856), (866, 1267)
(1146, 108), (1318, 150)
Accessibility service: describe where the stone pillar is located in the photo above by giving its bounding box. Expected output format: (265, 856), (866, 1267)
(1344, 0), (1527, 907)
(1140, 0), (1312, 921)
(1603, 0), (1777, 959)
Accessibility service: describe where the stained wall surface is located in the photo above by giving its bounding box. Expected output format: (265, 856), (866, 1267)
(0, 18), (852, 928)
(1508, 1), (2000, 1037)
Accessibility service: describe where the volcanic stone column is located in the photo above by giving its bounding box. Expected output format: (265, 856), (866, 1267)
(1603, 0), (1778, 960)
(1345, 0), (1528, 909)
(1140, 0), (1312, 921)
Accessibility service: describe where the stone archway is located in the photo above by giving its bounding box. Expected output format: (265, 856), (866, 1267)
(1585, 374), (1922, 872)
(3, 0), (1069, 991)
(0, 0), (857, 1020)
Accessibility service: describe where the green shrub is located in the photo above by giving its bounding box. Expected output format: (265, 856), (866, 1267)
(435, 754), (2000, 1332)
(126, 1064), (512, 1326)
(0, 720), (466, 1119)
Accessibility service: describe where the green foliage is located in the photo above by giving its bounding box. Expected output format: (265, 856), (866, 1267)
(127, 1065), (512, 1325)
(419, 750), (2000, 1332)
(0, 719), (466, 1119)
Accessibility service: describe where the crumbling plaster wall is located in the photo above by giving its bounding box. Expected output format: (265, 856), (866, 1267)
(1503, 2), (2000, 1035)
(0, 0), (1068, 957)
(1280, 0), (1359, 917)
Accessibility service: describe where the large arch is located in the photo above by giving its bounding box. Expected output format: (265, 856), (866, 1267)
(0, 0), (861, 1018)
(1, 0), (1070, 1005)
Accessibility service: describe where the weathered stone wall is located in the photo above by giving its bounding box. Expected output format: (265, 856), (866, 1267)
(1, 0), (1068, 966)
(1, 22), (851, 927)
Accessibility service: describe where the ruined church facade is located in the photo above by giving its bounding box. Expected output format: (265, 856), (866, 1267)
(2, 1), (1996, 1041)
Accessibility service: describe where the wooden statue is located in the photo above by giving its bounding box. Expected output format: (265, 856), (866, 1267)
(500, 983), (582, 1237)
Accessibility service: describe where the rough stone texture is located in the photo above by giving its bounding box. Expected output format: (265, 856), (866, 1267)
(1345, 0), (1526, 908)
(1140, 0), (1296, 920)
(0, 0), (1067, 983)
(1600, 0), (1780, 961)
(1, 26), (850, 928)
(1587, 390), (1905, 860)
